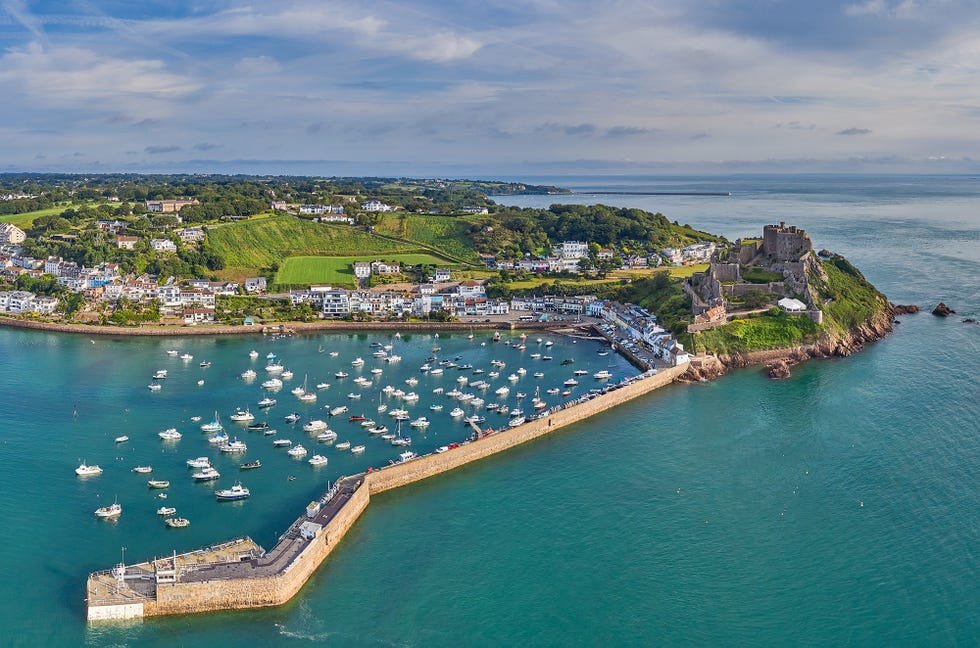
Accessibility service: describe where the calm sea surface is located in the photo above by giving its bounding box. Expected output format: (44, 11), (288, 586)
(1, 175), (977, 646)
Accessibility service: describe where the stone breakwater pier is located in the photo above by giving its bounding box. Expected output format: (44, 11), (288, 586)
(86, 362), (688, 622)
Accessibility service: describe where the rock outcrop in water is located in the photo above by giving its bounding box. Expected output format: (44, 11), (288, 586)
(932, 302), (955, 317)
(892, 303), (919, 315)
(767, 360), (792, 379)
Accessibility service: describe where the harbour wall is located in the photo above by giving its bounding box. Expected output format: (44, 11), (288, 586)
(92, 363), (687, 620)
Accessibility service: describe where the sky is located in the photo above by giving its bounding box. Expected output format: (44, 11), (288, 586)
(2, 0), (980, 175)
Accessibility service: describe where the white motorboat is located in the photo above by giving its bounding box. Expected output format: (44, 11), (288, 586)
(258, 397), (277, 408)
(249, 350), (259, 359)
(471, 398), (485, 408)
(359, 419), (376, 427)
(229, 408), (254, 422)
(95, 501), (122, 519)
(262, 378), (283, 390)
(547, 387), (560, 395)
(147, 479), (170, 489)
(186, 457), (210, 468)
(495, 386), (510, 396)
(273, 439), (293, 447)
(114, 435), (129, 444)
(574, 369), (589, 376)
(157, 506), (177, 516)
(432, 387), (444, 394)
(351, 357), (365, 367)
(385, 355), (401, 363)
(329, 351), (339, 357)
(75, 462), (103, 477)
(403, 392), (419, 402)
(544, 340), (553, 347)
(164, 517), (190, 528)
(533, 372), (545, 378)
(351, 444), (366, 454)
(335, 441), (351, 450)
(153, 369), (168, 379)
(456, 376), (469, 385)
(287, 444), (308, 458)
(507, 373), (519, 382)
(390, 436), (411, 446)
(449, 407), (465, 417)
(208, 431), (229, 446)
(368, 425), (388, 435)
(316, 430), (338, 442)
(284, 412), (301, 423)
(435, 446), (449, 453)
(147, 383), (162, 391)
(397, 451), (418, 463)
(220, 438), (247, 453)
(291, 385), (305, 396)
(517, 367), (527, 376)
(329, 406), (348, 416)
(303, 419), (328, 432)
(410, 417), (430, 428)
(563, 378), (579, 386)
(215, 483), (251, 501)
(429, 367), (444, 376)
(370, 368), (383, 375)
(265, 363), (284, 374)
(158, 428), (182, 441)
(530, 353), (541, 359)
(193, 467), (221, 481)
(488, 371), (500, 378)
(281, 370), (294, 380)
(405, 377), (419, 386)
(509, 416), (526, 427)
(298, 391), (317, 403)
(335, 371), (349, 378)
(316, 382), (330, 390)
(180, 353), (193, 361)
(430, 404), (444, 412)
(190, 416), (202, 422)
(133, 465), (153, 474)
(308, 454), (329, 467)
(166, 349), (178, 356)
(241, 369), (257, 380)
(594, 370), (613, 380)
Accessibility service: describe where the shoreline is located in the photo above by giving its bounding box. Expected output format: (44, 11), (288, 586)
(0, 316), (559, 338)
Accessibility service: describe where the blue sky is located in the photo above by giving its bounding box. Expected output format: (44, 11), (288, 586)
(2, 0), (980, 174)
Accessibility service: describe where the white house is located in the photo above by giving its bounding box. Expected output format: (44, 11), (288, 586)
(299, 204), (328, 215)
(176, 227), (205, 243)
(456, 280), (485, 298)
(116, 235), (139, 250)
(362, 200), (393, 213)
(370, 260), (400, 275)
(150, 239), (178, 254)
(433, 268), (451, 282)
(244, 277), (267, 293)
(559, 241), (589, 259)
(0, 224), (26, 245)
(353, 262), (372, 279)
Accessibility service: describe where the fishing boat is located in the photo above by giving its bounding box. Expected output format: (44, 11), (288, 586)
(351, 444), (366, 454)
(156, 506), (177, 516)
(240, 460), (262, 471)
(335, 441), (351, 451)
(75, 462), (103, 477)
(164, 517), (190, 528)
(594, 370), (612, 380)
(258, 397), (277, 408)
(241, 369), (257, 380)
(329, 406), (348, 416)
(201, 412), (223, 433)
(229, 408), (254, 422)
(215, 483), (250, 501)
(132, 465), (152, 474)
(166, 349), (179, 357)
(148, 480), (170, 489)
(309, 454), (329, 467)
(284, 412), (301, 423)
(158, 429), (182, 441)
(186, 457), (210, 469)
(246, 421), (271, 432)
(335, 371), (349, 378)
(273, 439), (293, 447)
(95, 500), (122, 519)
(147, 383), (162, 391)
(287, 444), (308, 458)
(114, 435), (129, 444)
(191, 466), (221, 481)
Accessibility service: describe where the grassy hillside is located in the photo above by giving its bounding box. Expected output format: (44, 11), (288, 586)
(374, 214), (482, 263)
(275, 253), (450, 287)
(0, 205), (72, 228)
(207, 214), (415, 270)
(693, 311), (821, 355)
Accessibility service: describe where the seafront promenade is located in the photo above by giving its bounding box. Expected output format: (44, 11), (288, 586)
(86, 361), (689, 621)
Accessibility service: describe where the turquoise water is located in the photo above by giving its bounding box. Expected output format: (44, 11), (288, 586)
(3, 175), (979, 646)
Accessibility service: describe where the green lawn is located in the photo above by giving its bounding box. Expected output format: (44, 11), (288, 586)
(275, 253), (452, 287)
(207, 214), (417, 270)
(505, 277), (619, 290)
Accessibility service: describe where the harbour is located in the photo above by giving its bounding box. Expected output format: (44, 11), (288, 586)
(85, 335), (687, 620)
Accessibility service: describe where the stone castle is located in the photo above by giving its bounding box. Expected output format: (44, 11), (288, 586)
(687, 223), (823, 328)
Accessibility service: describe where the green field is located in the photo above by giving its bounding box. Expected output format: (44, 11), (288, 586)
(374, 214), (481, 263)
(275, 254), (450, 287)
(207, 214), (418, 270)
(0, 205), (69, 228)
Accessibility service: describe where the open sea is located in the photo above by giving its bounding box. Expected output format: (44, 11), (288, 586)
(1, 174), (977, 646)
